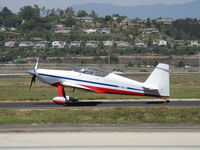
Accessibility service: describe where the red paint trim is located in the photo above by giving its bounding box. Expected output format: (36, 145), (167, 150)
(80, 84), (159, 97)
(52, 100), (66, 104)
(52, 82), (64, 97)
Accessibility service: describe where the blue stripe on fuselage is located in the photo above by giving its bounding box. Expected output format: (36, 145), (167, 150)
(38, 73), (143, 92)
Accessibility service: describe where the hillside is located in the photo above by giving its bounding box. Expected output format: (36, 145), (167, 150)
(72, 0), (200, 19)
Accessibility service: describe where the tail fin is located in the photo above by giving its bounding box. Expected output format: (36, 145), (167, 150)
(143, 63), (170, 97)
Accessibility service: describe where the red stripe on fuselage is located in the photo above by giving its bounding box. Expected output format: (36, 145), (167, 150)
(80, 84), (158, 97)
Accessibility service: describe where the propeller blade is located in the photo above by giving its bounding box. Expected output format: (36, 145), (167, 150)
(29, 75), (36, 90)
(35, 57), (39, 70)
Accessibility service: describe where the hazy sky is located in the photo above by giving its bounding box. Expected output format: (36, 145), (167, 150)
(0, 0), (195, 12)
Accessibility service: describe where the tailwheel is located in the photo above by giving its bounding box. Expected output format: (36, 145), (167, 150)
(166, 99), (170, 103)
(164, 97), (170, 103)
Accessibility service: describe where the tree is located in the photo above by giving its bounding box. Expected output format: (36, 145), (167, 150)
(33, 4), (40, 17)
(90, 10), (97, 18)
(104, 15), (112, 22)
(0, 7), (20, 27)
(146, 18), (151, 28)
(0, 7), (13, 19)
(63, 17), (76, 27)
(77, 10), (88, 17)
(65, 7), (75, 18)
(176, 61), (185, 68)
(4, 15), (21, 27)
(57, 8), (64, 17)
(19, 6), (36, 20)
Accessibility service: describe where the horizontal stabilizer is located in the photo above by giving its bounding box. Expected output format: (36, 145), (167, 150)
(142, 85), (161, 90)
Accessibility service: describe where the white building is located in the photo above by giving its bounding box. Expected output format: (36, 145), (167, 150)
(158, 40), (167, 46)
(100, 28), (111, 34)
(189, 40), (200, 47)
(155, 18), (174, 25)
(55, 27), (72, 33)
(52, 41), (66, 48)
(103, 41), (113, 47)
(69, 41), (81, 47)
(76, 16), (94, 23)
(86, 41), (98, 47)
(142, 28), (159, 34)
(116, 41), (130, 47)
(19, 41), (34, 47)
(34, 41), (49, 48)
(5, 41), (17, 47)
(134, 40), (147, 47)
(84, 29), (97, 34)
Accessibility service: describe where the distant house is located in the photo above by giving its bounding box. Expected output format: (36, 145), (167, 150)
(120, 18), (133, 29)
(189, 40), (200, 47)
(121, 18), (132, 24)
(158, 40), (167, 46)
(112, 16), (118, 21)
(69, 41), (81, 47)
(172, 40), (185, 46)
(103, 41), (113, 47)
(10, 27), (16, 31)
(54, 24), (65, 28)
(55, 27), (72, 33)
(100, 28), (111, 34)
(32, 37), (44, 41)
(116, 41), (130, 47)
(0, 27), (6, 31)
(86, 41), (98, 47)
(19, 41), (34, 47)
(76, 16), (94, 23)
(132, 23), (144, 28)
(153, 41), (159, 46)
(52, 41), (66, 48)
(142, 28), (159, 34)
(134, 40), (147, 47)
(155, 18), (174, 25)
(34, 41), (49, 48)
(5, 41), (17, 48)
(84, 29), (97, 34)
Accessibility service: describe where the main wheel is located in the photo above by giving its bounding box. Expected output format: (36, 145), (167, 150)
(166, 100), (170, 103)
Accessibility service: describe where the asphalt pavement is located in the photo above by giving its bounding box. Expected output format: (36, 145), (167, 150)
(0, 100), (200, 109)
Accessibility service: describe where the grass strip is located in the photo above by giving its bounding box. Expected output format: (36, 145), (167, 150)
(0, 107), (199, 124)
(0, 75), (200, 101)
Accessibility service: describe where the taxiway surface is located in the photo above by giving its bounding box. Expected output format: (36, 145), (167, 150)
(0, 100), (200, 109)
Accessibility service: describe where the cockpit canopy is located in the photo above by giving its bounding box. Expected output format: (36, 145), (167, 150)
(74, 67), (110, 77)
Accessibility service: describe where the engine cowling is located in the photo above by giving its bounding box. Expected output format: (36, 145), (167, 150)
(52, 96), (78, 104)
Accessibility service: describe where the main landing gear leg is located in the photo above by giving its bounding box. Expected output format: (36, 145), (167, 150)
(52, 83), (78, 105)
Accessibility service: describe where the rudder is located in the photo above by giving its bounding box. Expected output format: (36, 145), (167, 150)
(144, 63), (170, 97)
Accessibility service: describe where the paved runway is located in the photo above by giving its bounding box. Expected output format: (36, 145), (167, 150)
(0, 124), (200, 133)
(0, 131), (200, 150)
(0, 100), (200, 109)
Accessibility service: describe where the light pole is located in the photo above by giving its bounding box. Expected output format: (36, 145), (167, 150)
(107, 49), (111, 72)
(199, 51), (200, 73)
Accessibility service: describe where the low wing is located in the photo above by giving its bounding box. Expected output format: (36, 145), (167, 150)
(62, 82), (106, 93)
(62, 82), (91, 90)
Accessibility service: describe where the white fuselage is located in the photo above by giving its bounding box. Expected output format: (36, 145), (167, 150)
(35, 69), (160, 97)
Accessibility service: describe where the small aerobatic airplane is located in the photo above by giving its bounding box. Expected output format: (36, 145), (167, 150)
(27, 58), (170, 105)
